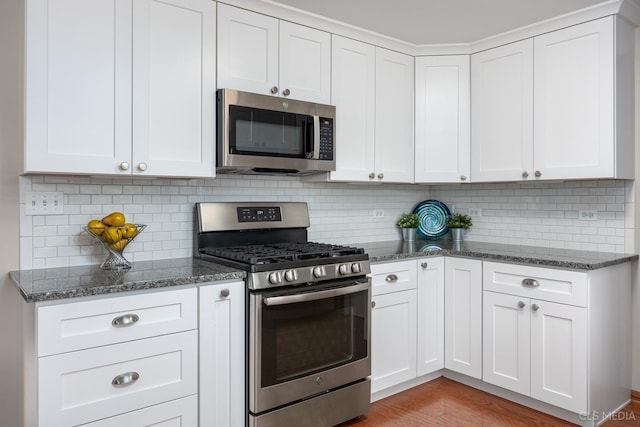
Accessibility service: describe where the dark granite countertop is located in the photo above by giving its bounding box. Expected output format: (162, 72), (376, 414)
(358, 239), (638, 270)
(10, 258), (245, 303)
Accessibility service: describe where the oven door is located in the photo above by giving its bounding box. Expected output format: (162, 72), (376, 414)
(249, 277), (371, 415)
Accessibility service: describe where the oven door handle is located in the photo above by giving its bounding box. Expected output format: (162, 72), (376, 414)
(263, 282), (369, 306)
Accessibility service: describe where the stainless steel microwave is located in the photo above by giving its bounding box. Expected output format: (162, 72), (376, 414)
(216, 89), (336, 175)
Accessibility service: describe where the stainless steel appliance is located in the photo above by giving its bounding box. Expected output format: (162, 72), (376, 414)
(217, 89), (336, 175)
(195, 202), (371, 427)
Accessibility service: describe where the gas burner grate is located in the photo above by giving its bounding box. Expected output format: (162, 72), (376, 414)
(203, 242), (364, 266)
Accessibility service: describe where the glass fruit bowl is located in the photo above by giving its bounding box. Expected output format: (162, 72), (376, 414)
(83, 224), (146, 270)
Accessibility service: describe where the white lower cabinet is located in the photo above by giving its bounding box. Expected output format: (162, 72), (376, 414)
(370, 260), (417, 393)
(482, 261), (630, 417)
(370, 258), (444, 394)
(22, 283), (247, 427)
(444, 257), (482, 379)
(199, 281), (245, 427)
(79, 395), (198, 427)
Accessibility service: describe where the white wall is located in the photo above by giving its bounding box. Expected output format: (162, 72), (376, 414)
(0, 0), (22, 425)
(632, 26), (640, 394)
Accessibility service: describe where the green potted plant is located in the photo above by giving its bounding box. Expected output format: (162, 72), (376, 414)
(445, 213), (472, 241)
(396, 213), (420, 242)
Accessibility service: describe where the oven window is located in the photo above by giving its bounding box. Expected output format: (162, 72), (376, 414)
(229, 105), (310, 158)
(260, 288), (368, 387)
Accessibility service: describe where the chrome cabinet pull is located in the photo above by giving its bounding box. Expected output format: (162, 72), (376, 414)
(371, 301), (376, 308)
(112, 371), (140, 386)
(385, 274), (398, 282)
(531, 303), (540, 312)
(282, 88), (290, 96)
(377, 173), (384, 179)
(522, 171), (529, 178)
(460, 175), (467, 181)
(368, 173), (375, 179)
(119, 162), (130, 171)
(521, 278), (540, 287)
(421, 262), (428, 269)
(518, 301), (526, 309)
(270, 86), (278, 94)
(112, 313), (140, 328)
(535, 170), (542, 177)
(138, 162), (148, 171)
(220, 288), (230, 298)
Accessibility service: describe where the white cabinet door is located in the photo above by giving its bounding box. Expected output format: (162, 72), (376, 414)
(375, 47), (415, 183)
(415, 56), (470, 183)
(80, 395), (198, 427)
(371, 289), (417, 393)
(217, 4), (330, 103)
(39, 331), (198, 427)
(199, 281), (245, 427)
(329, 35), (376, 182)
(471, 39), (533, 182)
(132, 0), (215, 177)
(444, 257), (482, 379)
(533, 17), (614, 180)
(279, 21), (331, 104)
(530, 299), (587, 414)
(482, 291), (530, 395)
(416, 257), (445, 376)
(25, 0), (133, 174)
(217, 3), (278, 96)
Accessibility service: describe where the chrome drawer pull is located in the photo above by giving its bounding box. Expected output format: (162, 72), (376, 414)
(220, 288), (230, 298)
(421, 262), (428, 269)
(518, 301), (526, 309)
(112, 371), (140, 387)
(521, 278), (540, 287)
(385, 274), (398, 282)
(112, 313), (140, 327)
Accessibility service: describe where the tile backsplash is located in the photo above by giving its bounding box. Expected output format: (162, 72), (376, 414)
(19, 175), (634, 269)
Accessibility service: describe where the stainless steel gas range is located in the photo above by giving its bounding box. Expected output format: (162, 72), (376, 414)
(195, 202), (372, 427)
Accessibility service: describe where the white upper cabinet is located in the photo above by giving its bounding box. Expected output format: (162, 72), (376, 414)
(471, 39), (534, 182)
(329, 36), (376, 182)
(471, 16), (634, 182)
(415, 56), (470, 183)
(375, 48), (415, 183)
(217, 4), (330, 104)
(327, 38), (414, 183)
(534, 16), (633, 180)
(25, 0), (216, 177)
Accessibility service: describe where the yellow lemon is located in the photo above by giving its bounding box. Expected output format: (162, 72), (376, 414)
(102, 212), (126, 227)
(122, 223), (138, 239)
(87, 219), (105, 236)
(103, 227), (122, 244)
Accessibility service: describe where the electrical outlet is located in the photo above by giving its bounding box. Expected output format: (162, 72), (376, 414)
(25, 192), (64, 215)
(578, 210), (598, 221)
(468, 208), (482, 217)
(372, 209), (385, 218)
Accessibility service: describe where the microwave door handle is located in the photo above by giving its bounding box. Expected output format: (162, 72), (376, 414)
(313, 115), (320, 160)
(263, 281), (369, 306)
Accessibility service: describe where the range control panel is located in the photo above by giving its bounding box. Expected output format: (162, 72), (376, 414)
(237, 206), (282, 223)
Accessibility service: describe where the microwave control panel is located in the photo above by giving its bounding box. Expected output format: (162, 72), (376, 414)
(318, 118), (334, 160)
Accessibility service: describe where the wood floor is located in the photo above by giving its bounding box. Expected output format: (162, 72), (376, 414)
(338, 378), (640, 427)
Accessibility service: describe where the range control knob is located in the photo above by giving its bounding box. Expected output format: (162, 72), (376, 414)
(268, 272), (282, 284)
(284, 270), (298, 282)
(338, 264), (349, 275)
(312, 266), (326, 278)
(351, 263), (361, 274)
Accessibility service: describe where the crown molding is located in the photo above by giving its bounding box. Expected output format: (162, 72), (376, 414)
(222, 0), (636, 57)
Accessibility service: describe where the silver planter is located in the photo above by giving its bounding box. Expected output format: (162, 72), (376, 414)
(402, 228), (417, 242)
(450, 228), (464, 241)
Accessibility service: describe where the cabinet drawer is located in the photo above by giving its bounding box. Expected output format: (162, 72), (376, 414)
(371, 260), (417, 296)
(79, 395), (197, 427)
(39, 330), (198, 427)
(38, 287), (197, 356)
(483, 261), (587, 306)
